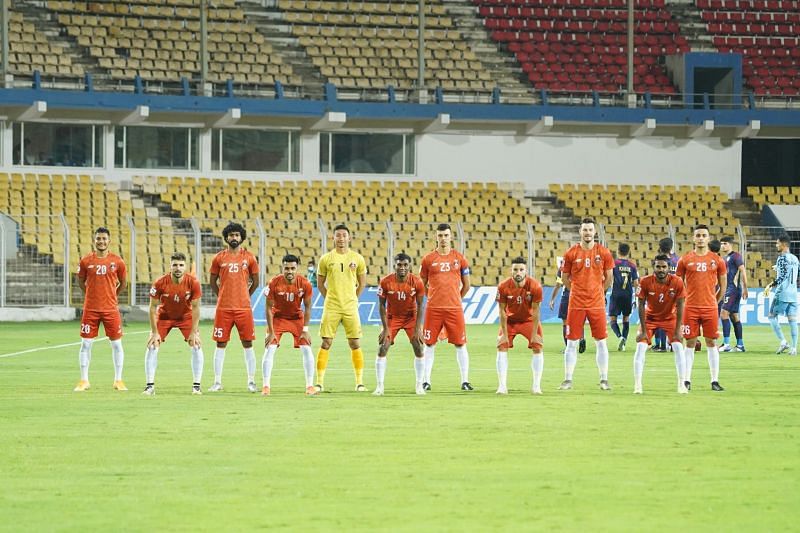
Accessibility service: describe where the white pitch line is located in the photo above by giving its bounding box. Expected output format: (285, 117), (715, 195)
(0, 330), (150, 359)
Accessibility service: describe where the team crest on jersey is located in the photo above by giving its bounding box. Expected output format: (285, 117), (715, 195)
(711, 261), (717, 270)
(184, 291), (191, 300)
(349, 262), (357, 271)
(454, 260), (460, 268)
(594, 255), (602, 264)
(668, 289), (676, 297)
(110, 263), (117, 272)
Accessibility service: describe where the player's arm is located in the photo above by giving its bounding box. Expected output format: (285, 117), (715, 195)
(147, 295), (162, 348)
(248, 272), (259, 296)
(673, 297), (685, 343)
(301, 287), (313, 344)
(737, 264), (749, 299)
(78, 275), (87, 293)
(548, 282), (561, 310)
(265, 291), (275, 346)
(635, 293), (648, 343)
(356, 272), (366, 298)
(603, 268), (613, 292)
(377, 294), (389, 345)
(317, 274), (327, 298)
(498, 300), (509, 346)
(717, 272), (727, 303)
(210, 273), (220, 296)
(460, 273), (470, 298)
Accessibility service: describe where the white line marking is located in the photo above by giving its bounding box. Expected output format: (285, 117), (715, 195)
(0, 330), (150, 359)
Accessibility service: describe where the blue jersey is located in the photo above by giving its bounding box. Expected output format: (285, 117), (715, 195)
(724, 251), (744, 291)
(668, 252), (679, 274)
(773, 252), (799, 303)
(611, 258), (638, 297)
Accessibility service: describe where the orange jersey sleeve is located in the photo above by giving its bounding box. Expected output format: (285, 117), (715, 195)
(561, 244), (613, 310)
(637, 274), (685, 322)
(78, 252), (126, 311)
(497, 277), (542, 323)
(267, 275), (310, 320)
(379, 273), (423, 319)
(211, 249), (258, 310)
(420, 250), (470, 309)
(150, 273), (201, 320)
(677, 251), (726, 308)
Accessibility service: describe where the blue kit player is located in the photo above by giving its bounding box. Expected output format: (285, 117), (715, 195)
(608, 243), (639, 351)
(719, 236), (748, 352)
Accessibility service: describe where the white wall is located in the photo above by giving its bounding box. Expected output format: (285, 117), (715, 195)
(418, 133), (742, 196)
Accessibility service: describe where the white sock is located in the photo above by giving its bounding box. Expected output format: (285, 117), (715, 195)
(414, 356), (425, 385)
(262, 344), (277, 387)
(671, 341), (685, 386)
(214, 347), (225, 383)
(531, 352), (543, 391)
(707, 345), (720, 382)
(496, 351), (508, 390)
(244, 347), (256, 382)
(684, 344), (695, 383)
(191, 346), (204, 383)
(110, 339), (124, 381)
(78, 338), (93, 381)
(376, 357), (387, 387)
(145, 346), (158, 383)
(456, 345), (470, 383)
(564, 339), (578, 380)
(423, 344), (435, 382)
(300, 345), (315, 387)
(633, 342), (646, 388)
(595, 338), (609, 381)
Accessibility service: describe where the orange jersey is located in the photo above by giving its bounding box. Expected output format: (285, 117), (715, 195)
(209, 248), (259, 309)
(378, 273), (425, 319)
(420, 249), (470, 309)
(637, 274), (686, 323)
(77, 252), (126, 311)
(149, 273), (202, 321)
(496, 276), (543, 323)
(676, 251), (726, 308)
(266, 274), (312, 320)
(561, 243), (614, 310)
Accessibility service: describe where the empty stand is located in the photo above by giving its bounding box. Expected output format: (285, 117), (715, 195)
(475, 0), (689, 94)
(7, 11), (82, 77)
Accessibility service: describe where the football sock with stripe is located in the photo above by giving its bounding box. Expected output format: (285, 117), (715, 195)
(423, 344), (435, 382)
(456, 345), (470, 383)
(684, 344), (695, 383)
(531, 353), (543, 391)
(671, 342), (685, 385)
(721, 317), (731, 345)
(300, 345), (315, 387)
(351, 348), (365, 385)
(262, 344), (277, 387)
(610, 320), (622, 338)
(78, 338), (93, 381)
(595, 338), (609, 381)
(110, 339), (124, 382)
(414, 356), (425, 385)
(633, 342), (647, 388)
(496, 351), (508, 390)
(732, 318), (743, 345)
(707, 345), (720, 382)
(244, 347), (256, 383)
(145, 346), (158, 384)
(621, 321), (629, 339)
(191, 346), (204, 384)
(375, 356), (386, 388)
(564, 339), (578, 381)
(213, 348), (226, 383)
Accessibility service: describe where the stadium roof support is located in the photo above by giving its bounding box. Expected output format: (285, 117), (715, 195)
(735, 120), (761, 138)
(630, 118), (657, 137)
(212, 108), (241, 128)
(120, 105), (149, 125)
(311, 111), (346, 130)
(524, 115), (554, 135)
(16, 100), (46, 121)
(689, 119), (715, 138)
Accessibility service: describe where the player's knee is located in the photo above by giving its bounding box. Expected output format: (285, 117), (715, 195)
(216, 341), (228, 348)
(320, 338), (332, 349)
(347, 338), (360, 350)
(242, 340), (253, 348)
(80, 338), (94, 351)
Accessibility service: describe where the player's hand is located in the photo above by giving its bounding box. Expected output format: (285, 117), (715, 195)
(764, 284), (772, 298)
(188, 330), (201, 348)
(300, 330), (312, 345)
(632, 300), (637, 310)
(742, 289), (749, 300)
(636, 332), (648, 343)
(548, 299), (555, 310)
(264, 331), (275, 347)
(412, 326), (424, 344)
(378, 327), (388, 345)
(532, 333), (543, 346)
(147, 332), (162, 349)
(672, 329), (683, 343)
(497, 332), (509, 347)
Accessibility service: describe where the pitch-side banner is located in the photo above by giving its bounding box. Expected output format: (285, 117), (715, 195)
(251, 287), (782, 326)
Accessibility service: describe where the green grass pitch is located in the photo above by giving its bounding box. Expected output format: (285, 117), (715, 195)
(0, 321), (798, 531)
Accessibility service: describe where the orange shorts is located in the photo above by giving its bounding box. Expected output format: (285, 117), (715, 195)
(213, 308), (255, 343)
(423, 307), (466, 346)
(80, 309), (123, 340)
(387, 315), (417, 345)
(682, 307), (719, 339)
(157, 316), (193, 341)
(269, 316), (310, 348)
(565, 307), (607, 341)
(639, 319), (677, 344)
(497, 321), (543, 352)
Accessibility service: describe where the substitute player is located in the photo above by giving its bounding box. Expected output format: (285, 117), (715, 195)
(208, 222), (259, 392)
(496, 256), (544, 395)
(719, 236), (748, 352)
(74, 227), (127, 392)
(634, 255), (687, 394)
(315, 224), (368, 391)
(261, 254), (316, 396)
(676, 224), (727, 391)
(420, 223), (473, 391)
(608, 243), (639, 352)
(767, 234), (798, 355)
(143, 252), (203, 395)
(374, 253), (426, 396)
(559, 218), (614, 391)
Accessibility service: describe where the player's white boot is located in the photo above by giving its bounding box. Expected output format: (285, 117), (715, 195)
(415, 382), (426, 395)
(678, 382), (689, 394)
(633, 382), (643, 394)
(496, 386), (508, 395)
(208, 382), (223, 392)
(372, 385), (384, 396)
(247, 381), (257, 393)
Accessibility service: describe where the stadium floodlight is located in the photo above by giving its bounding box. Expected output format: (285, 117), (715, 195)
(311, 111), (346, 130)
(16, 100), (47, 121)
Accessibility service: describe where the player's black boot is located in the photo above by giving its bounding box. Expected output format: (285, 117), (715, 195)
(711, 381), (724, 391)
(461, 382), (473, 391)
(422, 382), (431, 391)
